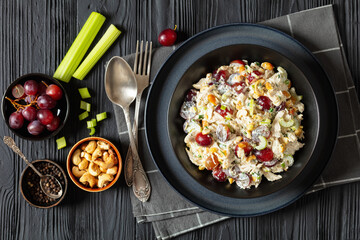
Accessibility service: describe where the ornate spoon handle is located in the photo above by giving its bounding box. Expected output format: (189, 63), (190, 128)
(3, 136), (43, 177)
(123, 107), (151, 202)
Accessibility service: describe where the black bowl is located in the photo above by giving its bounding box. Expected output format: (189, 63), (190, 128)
(20, 159), (68, 208)
(1, 73), (69, 140)
(145, 23), (338, 216)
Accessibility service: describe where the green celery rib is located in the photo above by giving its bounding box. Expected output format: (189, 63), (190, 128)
(53, 12), (106, 83)
(73, 24), (121, 80)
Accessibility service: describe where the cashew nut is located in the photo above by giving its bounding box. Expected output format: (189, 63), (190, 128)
(106, 166), (118, 175)
(92, 147), (103, 161)
(102, 151), (109, 161)
(85, 141), (97, 154)
(78, 158), (89, 170)
(88, 162), (101, 177)
(80, 172), (98, 188)
(80, 143), (87, 151)
(93, 158), (113, 169)
(100, 166), (107, 173)
(72, 149), (81, 165)
(72, 166), (86, 178)
(97, 141), (110, 150)
(97, 173), (114, 188)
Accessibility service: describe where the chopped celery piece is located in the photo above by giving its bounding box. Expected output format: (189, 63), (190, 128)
(79, 111), (89, 121)
(279, 118), (294, 128)
(56, 137), (66, 149)
(220, 105), (226, 110)
(78, 88), (91, 99)
(89, 127), (96, 136)
(80, 100), (91, 112)
(53, 12), (106, 83)
(73, 25), (121, 80)
(96, 112), (107, 122)
(249, 99), (254, 116)
(260, 118), (271, 125)
(284, 155), (294, 166)
(87, 118), (97, 128)
(255, 136), (267, 150)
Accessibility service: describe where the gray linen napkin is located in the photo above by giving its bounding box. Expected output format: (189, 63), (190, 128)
(113, 4), (360, 239)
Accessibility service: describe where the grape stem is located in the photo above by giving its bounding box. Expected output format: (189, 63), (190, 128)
(5, 95), (39, 111)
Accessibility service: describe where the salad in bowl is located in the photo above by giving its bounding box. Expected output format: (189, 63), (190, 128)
(180, 60), (304, 189)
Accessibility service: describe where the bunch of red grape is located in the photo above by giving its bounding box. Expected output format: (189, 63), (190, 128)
(8, 80), (63, 136)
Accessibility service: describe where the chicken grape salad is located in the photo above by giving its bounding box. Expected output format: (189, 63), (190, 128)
(180, 60), (305, 189)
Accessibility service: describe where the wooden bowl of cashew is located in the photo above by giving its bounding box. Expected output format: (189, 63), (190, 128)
(66, 137), (122, 192)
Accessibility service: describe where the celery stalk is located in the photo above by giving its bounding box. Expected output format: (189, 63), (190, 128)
(53, 12), (106, 83)
(73, 25), (121, 80)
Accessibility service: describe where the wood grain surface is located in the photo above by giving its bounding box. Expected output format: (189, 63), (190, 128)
(0, 0), (359, 239)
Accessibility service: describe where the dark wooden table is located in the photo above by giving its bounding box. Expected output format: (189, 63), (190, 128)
(1, 0), (359, 239)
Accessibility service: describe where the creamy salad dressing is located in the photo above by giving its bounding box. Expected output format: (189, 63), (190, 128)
(180, 60), (304, 189)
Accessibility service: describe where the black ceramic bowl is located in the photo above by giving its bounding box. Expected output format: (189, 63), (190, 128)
(145, 24), (338, 216)
(20, 159), (68, 208)
(1, 73), (69, 140)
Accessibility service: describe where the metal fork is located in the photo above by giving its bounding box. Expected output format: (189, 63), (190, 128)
(124, 40), (152, 188)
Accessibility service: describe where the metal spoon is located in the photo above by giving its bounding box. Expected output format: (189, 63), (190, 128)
(3, 136), (63, 199)
(104, 56), (151, 202)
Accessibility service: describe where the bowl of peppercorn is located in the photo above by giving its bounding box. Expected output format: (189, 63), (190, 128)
(1, 73), (70, 140)
(20, 159), (67, 208)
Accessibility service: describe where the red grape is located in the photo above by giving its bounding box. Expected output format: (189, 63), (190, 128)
(25, 95), (36, 104)
(263, 159), (278, 167)
(214, 70), (229, 82)
(247, 74), (256, 84)
(9, 112), (24, 129)
(22, 106), (37, 121)
(257, 96), (272, 111)
(230, 59), (245, 65)
(180, 101), (196, 120)
(195, 132), (212, 146)
(216, 124), (230, 142)
(24, 80), (39, 95)
(46, 84), (63, 100)
(252, 125), (271, 142)
(12, 84), (25, 98)
(236, 172), (251, 188)
(27, 120), (44, 135)
(275, 102), (285, 111)
(253, 70), (262, 76)
(158, 28), (177, 46)
(185, 89), (198, 102)
(232, 82), (246, 94)
(235, 142), (253, 157)
(215, 105), (233, 118)
(212, 166), (227, 182)
(37, 109), (54, 125)
(37, 83), (47, 95)
(37, 95), (56, 109)
(46, 116), (60, 131)
(254, 148), (274, 162)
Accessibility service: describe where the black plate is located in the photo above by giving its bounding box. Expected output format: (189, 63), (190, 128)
(145, 23), (338, 216)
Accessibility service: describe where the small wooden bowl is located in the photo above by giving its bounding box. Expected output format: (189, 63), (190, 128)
(20, 159), (68, 208)
(67, 137), (122, 192)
